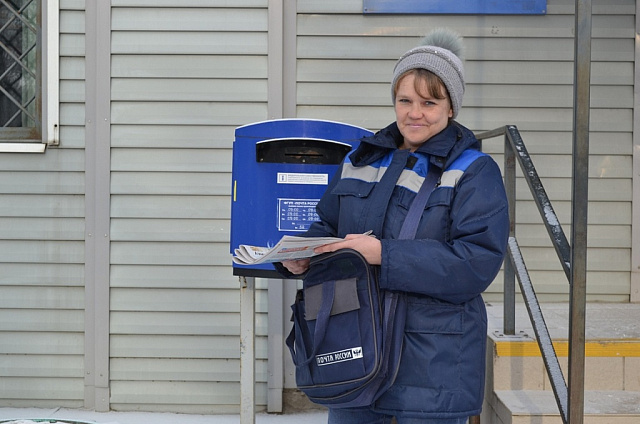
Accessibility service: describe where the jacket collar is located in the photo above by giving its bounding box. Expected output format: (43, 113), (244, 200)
(350, 121), (480, 169)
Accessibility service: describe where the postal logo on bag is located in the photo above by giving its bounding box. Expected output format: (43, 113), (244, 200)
(316, 347), (363, 367)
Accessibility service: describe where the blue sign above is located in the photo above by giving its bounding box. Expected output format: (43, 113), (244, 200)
(364, 0), (547, 15)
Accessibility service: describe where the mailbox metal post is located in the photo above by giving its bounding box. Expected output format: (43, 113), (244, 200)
(240, 276), (256, 424)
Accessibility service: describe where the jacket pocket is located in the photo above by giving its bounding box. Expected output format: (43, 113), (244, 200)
(331, 178), (374, 198)
(397, 185), (452, 211)
(397, 297), (464, 391)
(404, 296), (464, 334)
(331, 179), (375, 234)
(394, 187), (453, 241)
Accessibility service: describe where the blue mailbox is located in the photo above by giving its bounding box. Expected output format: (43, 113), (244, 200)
(230, 119), (373, 277)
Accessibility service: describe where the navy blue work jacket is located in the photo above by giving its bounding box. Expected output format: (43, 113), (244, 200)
(295, 121), (509, 418)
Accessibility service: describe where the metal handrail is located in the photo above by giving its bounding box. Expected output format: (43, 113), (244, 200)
(476, 125), (581, 424)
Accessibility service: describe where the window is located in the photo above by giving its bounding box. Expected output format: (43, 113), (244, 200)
(0, 0), (58, 152)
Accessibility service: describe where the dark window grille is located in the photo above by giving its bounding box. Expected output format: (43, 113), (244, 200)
(0, 0), (41, 140)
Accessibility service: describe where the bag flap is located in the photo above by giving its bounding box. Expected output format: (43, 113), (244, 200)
(304, 277), (360, 321)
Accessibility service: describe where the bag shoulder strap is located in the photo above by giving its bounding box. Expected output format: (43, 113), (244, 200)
(397, 164), (442, 240)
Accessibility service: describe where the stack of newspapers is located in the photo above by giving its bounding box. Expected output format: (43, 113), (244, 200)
(232, 235), (343, 265)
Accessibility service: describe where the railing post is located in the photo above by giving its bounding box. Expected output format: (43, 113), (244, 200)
(568, 0), (592, 423)
(503, 129), (517, 335)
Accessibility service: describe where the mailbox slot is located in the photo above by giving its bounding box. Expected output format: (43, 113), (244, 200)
(256, 138), (352, 165)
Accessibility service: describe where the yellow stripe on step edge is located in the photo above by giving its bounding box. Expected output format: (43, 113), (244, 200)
(495, 339), (640, 357)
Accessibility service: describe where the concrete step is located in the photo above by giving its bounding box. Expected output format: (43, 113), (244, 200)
(485, 303), (640, 392)
(486, 333), (640, 392)
(483, 303), (640, 424)
(486, 390), (640, 424)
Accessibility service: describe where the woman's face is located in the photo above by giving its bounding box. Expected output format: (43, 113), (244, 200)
(394, 73), (453, 152)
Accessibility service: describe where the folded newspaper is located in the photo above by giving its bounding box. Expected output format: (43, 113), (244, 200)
(232, 235), (344, 265)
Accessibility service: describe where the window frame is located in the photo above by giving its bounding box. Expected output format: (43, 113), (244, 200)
(0, 0), (58, 153)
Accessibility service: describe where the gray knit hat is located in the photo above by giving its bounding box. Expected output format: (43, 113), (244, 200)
(392, 28), (465, 118)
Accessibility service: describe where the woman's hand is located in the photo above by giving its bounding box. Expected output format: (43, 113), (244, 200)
(281, 233), (382, 274)
(314, 233), (382, 265)
(281, 258), (311, 275)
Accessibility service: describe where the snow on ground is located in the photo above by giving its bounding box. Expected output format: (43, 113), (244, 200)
(0, 408), (328, 424)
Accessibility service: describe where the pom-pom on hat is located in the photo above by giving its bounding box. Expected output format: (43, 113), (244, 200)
(391, 28), (465, 118)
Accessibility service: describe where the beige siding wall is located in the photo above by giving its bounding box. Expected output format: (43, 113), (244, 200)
(295, 0), (635, 302)
(107, 0), (269, 414)
(0, 0), (87, 407)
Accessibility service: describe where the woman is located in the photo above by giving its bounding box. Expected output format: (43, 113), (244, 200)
(281, 28), (509, 424)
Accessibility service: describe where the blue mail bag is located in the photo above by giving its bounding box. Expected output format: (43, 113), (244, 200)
(285, 248), (406, 408)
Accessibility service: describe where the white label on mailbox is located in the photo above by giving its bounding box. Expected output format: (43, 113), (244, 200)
(277, 172), (328, 185)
